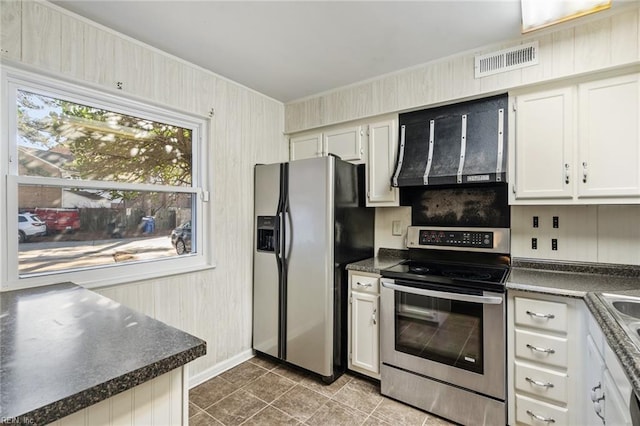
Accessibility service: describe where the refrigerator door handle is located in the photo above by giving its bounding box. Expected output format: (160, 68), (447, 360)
(284, 208), (293, 263)
(274, 212), (284, 260)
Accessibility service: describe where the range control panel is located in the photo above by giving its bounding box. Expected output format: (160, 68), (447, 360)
(406, 226), (510, 253)
(418, 230), (493, 248)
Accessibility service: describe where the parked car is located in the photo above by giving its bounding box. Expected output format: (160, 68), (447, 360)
(33, 207), (81, 233)
(170, 220), (191, 255)
(18, 213), (47, 243)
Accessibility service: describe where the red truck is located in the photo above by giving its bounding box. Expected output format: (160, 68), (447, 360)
(33, 208), (81, 233)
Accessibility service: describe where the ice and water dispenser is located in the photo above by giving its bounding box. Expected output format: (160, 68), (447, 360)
(257, 216), (276, 252)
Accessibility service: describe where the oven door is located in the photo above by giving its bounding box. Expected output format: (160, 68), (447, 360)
(380, 278), (506, 400)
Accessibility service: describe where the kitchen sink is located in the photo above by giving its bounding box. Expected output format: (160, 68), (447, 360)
(600, 294), (640, 351)
(613, 301), (640, 320)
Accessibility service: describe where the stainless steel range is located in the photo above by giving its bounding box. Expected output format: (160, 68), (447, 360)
(380, 226), (510, 426)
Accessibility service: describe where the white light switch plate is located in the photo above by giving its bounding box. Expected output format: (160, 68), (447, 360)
(392, 220), (402, 236)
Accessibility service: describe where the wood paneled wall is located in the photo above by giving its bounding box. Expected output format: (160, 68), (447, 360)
(284, 4), (640, 134)
(1, 0), (287, 383)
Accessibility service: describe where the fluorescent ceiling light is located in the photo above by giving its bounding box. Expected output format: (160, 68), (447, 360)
(521, 0), (612, 33)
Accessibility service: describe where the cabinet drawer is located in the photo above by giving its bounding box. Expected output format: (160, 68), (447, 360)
(351, 274), (379, 293)
(515, 297), (568, 333)
(515, 329), (568, 368)
(515, 361), (568, 404)
(516, 394), (568, 425)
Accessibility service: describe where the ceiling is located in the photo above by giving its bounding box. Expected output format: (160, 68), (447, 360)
(47, 1), (613, 103)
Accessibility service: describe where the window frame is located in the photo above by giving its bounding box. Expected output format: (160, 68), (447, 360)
(1, 65), (214, 290)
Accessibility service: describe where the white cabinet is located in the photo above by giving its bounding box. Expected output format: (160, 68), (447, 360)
(510, 73), (640, 205)
(324, 125), (363, 162)
(512, 87), (575, 201)
(289, 115), (399, 207)
(585, 335), (606, 425)
(366, 118), (399, 207)
(290, 132), (322, 160)
(290, 126), (363, 162)
(584, 303), (636, 426)
(577, 75), (640, 199)
(584, 308), (634, 426)
(508, 291), (586, 425)
(348, 271), (380, 378)
(603, 335), (634, 425)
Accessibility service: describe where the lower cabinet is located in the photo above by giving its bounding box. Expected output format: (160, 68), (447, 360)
(509, 290), (636, 426)
(507, 291), (586, 425)
(348, 271), (380, 379)
(585, 333), (606, 424)
(585, 308), (634, 425)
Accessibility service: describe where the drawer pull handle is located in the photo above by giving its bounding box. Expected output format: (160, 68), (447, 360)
(526, 310), (555, 320)
(594, 400), (605, 421)
(356, 282), (373, 287)
(591, 383), (602, 401)
(526, 344), (555, 354)
(525, 377), (554, 388)
(526, 410), (556, 423)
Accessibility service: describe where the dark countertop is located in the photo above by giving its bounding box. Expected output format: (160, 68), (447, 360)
(507, 265), (640, 297)
(0, 282), (206, 425)
(345, 248), (407, 274)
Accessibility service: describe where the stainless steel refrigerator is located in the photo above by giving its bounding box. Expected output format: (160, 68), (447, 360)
(253, 156), (374, 383)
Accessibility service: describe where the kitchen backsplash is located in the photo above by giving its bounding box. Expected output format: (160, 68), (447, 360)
(374, 207), (411, 252)
(511, 205), (640, 266)
(375, 204), (640, 266)
(399, 185), (509, 228)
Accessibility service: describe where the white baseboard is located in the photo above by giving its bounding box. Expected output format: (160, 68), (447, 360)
(188, 349), (255, 388)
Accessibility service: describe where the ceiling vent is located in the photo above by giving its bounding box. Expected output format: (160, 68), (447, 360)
(474, 41), (539, 78)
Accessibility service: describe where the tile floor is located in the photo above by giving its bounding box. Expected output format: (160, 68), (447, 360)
(189, 355), (455, 426)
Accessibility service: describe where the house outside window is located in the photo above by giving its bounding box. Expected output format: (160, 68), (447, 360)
(2, 66), (212, 289)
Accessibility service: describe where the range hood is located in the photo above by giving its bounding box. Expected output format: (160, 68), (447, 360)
(392, 94), (508, 187)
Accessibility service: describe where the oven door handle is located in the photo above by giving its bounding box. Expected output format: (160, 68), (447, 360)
(381, 280), (503, 305)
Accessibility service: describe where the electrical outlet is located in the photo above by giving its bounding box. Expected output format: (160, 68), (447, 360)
(533, 216), (539, 228)
(553, 216), (559, 228)
(531, 238), (537, 250)
(392, 220), (402, 236)
(552, 238), (558, 251)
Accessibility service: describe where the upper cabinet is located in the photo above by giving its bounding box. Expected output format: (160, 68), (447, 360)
(290, 132), (323, 160)
(510, 73), (640, 205)
(290, 125), (363, 162)
(512, 87), (575, 201)
(578, 75), (640, 199)
(289, 116), (399, 207)
(324, 125), (363, 162)
(366, 118), (398, 206)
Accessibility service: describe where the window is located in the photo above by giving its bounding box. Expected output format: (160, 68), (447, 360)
(2, 66), (211, 289)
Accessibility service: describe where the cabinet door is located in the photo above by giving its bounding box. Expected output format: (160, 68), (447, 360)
(603, 369), (633, 426)
(578, 74), (640, 199)
(367, 119), (399, 206)
(514, 87), (575, 200)
(290, 133), (322, 160)
(350, 291), (380, 376)
(324, 125), (363, 162)
(585, 335), (605, 425)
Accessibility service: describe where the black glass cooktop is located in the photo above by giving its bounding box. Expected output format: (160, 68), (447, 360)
(382, 260), (509, 288)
